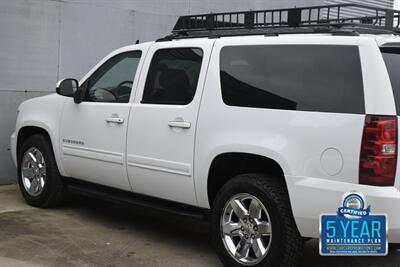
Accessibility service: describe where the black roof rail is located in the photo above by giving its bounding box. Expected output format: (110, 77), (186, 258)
(157, 3), (400, 41)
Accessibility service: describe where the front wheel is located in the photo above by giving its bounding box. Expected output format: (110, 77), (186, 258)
(212, 173), (303, 267)
(17, 134), (66, 208)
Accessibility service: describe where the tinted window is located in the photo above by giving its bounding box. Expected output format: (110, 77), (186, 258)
(220, 45), (364, 114)
(142, 48), (203, 105)
(84, 51), (141, 103)
(381, 47), (400, 115)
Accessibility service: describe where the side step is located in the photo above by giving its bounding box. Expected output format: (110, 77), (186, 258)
(66, 178), (209, 221)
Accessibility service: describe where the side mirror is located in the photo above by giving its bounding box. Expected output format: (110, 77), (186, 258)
(73, 86), (84, 104)
(56, 78), (84, 104)
(56, 79), (78, 97)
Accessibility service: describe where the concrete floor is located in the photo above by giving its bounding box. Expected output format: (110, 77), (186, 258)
(0, 185), (399, 267)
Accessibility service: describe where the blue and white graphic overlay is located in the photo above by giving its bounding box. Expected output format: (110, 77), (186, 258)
(320, 192), (387, 256)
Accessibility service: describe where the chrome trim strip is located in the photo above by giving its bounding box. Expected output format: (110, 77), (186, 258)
(62, 145), (124, 165)
(127, 154), (191, 177)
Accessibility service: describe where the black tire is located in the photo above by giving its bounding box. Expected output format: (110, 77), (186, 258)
(212, 173), (304, 267)
(17, 134), (66, 208)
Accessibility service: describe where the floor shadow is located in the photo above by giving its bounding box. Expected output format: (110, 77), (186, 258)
(1, 190), (398, 267)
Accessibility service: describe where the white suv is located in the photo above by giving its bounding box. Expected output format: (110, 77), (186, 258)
(10, 4), (400, 267)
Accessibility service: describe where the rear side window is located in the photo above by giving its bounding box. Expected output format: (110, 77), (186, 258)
(142, 48), (203, 105)
(220, 45), (364, 114)
(381, 47), (400, 115)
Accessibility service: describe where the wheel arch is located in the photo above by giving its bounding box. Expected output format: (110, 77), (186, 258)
(17, 126), (52, 155)
(207, 152), (289, 207)
(16, 124), (64, 176)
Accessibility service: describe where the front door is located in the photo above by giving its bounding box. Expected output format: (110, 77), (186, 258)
(60, 49), (144, 190)
(126, 40), (214, 205)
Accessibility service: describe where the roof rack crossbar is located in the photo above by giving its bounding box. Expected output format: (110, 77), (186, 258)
(386, 9), (394, 29)
(172, 4), (400, 34)
(161, 3), (400, 41)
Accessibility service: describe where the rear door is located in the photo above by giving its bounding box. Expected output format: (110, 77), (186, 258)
(126, 39), (214, 205)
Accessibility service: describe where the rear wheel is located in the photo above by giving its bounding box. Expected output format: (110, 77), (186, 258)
(212, 173), (303, 267)
(18, 134), (66, 208)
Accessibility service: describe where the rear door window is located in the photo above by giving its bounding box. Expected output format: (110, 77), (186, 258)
(220, 45), (365, 114)
(381, 47), (400, 115)
(142, 48), (203, 105)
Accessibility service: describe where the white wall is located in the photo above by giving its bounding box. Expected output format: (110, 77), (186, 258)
(0, 0), (326, 183)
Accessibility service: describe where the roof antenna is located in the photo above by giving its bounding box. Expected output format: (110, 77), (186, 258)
(135, 40), (140, 44)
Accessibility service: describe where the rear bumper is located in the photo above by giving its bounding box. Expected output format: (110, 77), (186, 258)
(287, 176), (400, 243)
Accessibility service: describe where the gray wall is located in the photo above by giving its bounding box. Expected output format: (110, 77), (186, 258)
(0, 0), (327, 184)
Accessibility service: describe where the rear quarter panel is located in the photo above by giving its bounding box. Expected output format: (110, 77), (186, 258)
(194, 35), (396, 238)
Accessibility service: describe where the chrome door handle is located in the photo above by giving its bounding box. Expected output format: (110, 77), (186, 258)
(168, 120), (191, 129)
(106, 117), (124, 124)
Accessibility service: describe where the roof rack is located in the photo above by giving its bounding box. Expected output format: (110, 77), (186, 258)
(157, 3), (400, 41)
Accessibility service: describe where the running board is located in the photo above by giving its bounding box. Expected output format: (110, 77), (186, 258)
(66, 178), (209, 221)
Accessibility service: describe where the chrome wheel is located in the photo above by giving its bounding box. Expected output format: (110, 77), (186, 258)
(21, 147), (46, 197)
(221, 193), (272, 266)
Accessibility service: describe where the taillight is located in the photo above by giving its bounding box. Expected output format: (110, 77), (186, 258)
(359, 115), (398, 186)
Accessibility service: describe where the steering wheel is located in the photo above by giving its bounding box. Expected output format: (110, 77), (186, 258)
(115, 80), (133, 101)
(89, 88), (117, 102)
